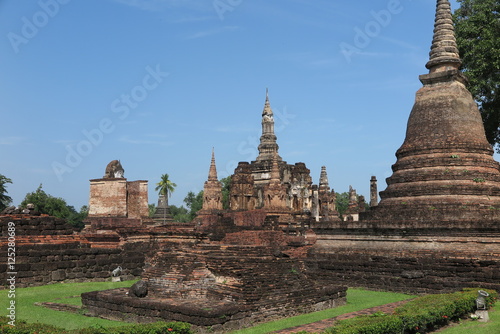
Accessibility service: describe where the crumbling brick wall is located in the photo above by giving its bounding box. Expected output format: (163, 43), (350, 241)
(0, 215), (149, 288)
(307, 224), (500, 294)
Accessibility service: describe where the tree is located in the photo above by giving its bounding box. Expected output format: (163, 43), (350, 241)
(184, 190), (203, 221)
(148, 203), (156, 217)
(454, 0), (500, 149)
(155, 174), (177, 206)
(169, 205), (191, 223)
(0, 174), (13, 211)
(20, 185), (87, 230)
(67, 205), (88, 230)
(220, 176), (231, 210)
(335, 192), (350, 220)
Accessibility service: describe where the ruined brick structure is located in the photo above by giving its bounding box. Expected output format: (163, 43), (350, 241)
(201, 149), (224, 212)
(85, 161), (153, 234)
(151, 194), (175, 224)
(88, 161), (148, 220)
(82, 211), (347, 332)
(80, 119), (347, 332)
(362, 0), (500, 226)
(5, 2), (500, 332)
(370, 176), (378, 207)
(230, 90), (340, 222)
(307, 0), (500, 294)
(0, 214), (149, 287)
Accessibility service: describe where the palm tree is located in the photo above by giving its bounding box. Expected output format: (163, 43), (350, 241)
(155, 173), (177, 208)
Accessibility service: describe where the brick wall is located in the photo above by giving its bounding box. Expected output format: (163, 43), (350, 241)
(88, 179), (128, 217)
(307, 225), (500, 294)
(126, 180), (149, 219)
(0, 216), (150, 288)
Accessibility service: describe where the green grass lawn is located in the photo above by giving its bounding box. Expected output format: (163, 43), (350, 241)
(1, 281), (415, 333)
(435, 306), (500, 334)
(0, 280), (138, 330)
(3, 281), (495, 334)
(229, 288), (416, 334)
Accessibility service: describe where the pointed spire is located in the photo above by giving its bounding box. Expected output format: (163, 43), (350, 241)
(426, 0), (461, 72)
(319, 166), (329, 187)
(270, 152), (281, 183)
(256, 89), (281, 162)
(262, 87), (273, 118)
(208, 148), (218, 182)
(201, 148), (223, 212)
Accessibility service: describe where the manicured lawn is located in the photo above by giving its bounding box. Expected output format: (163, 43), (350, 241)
(229, 288), (417, 334)
(435, 306), (500, 334)
(1, 282), (416, 333)
(1, 280), (497, 334)
(0, 280), (138, 330)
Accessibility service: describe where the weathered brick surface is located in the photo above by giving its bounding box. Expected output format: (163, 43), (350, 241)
(126, 180), (149, 219)
(0, 236), (148, 287)
(82, 242), (347, 332)
(0, 215), (152, 288)
(88, 178), (148, 219)
(307, 225), (500, 294)
(0, 215), (75, 236)
(89, 179), (128, 217)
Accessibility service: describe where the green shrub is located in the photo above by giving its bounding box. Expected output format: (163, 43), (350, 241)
(324, 288), (498, 334)
(0, 317), (192, 334)
(326, 314), (403, 334)
(395, 288), (497, 333)
(0, 316), (62, 334)
(78, 322), (193, 334)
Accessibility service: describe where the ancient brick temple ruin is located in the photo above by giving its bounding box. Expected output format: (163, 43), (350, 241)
(307, 0), (500, 293)
(3, 0), (500, 331)
(82, 128), (347, 332)
(362, 0), (500, 227)
(230, 89), (342, 222)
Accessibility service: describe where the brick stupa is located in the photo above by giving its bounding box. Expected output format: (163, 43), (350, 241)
(362, 0), (500, 228)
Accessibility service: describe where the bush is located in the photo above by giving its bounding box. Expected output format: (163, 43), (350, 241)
(78, 322), (193, 334)
(0, 317), (193, 334)
(394, 288), (497, 333)
(327, 313), (403, 334)
(0, 316), (61, 334)
(325, 288), (498, 334)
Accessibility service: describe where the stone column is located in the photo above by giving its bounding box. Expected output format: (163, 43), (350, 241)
(370, 176), (378, 207)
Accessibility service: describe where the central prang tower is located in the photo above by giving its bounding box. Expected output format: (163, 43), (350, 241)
(256, 88), (282, 162)
(363, 0), (500, 227)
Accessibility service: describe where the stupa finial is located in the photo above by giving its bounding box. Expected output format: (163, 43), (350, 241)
(425, 0), (461, 72)
(208, 148), (218, 182)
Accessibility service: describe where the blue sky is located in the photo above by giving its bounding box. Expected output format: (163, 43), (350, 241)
(1, 0), (473, 210)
